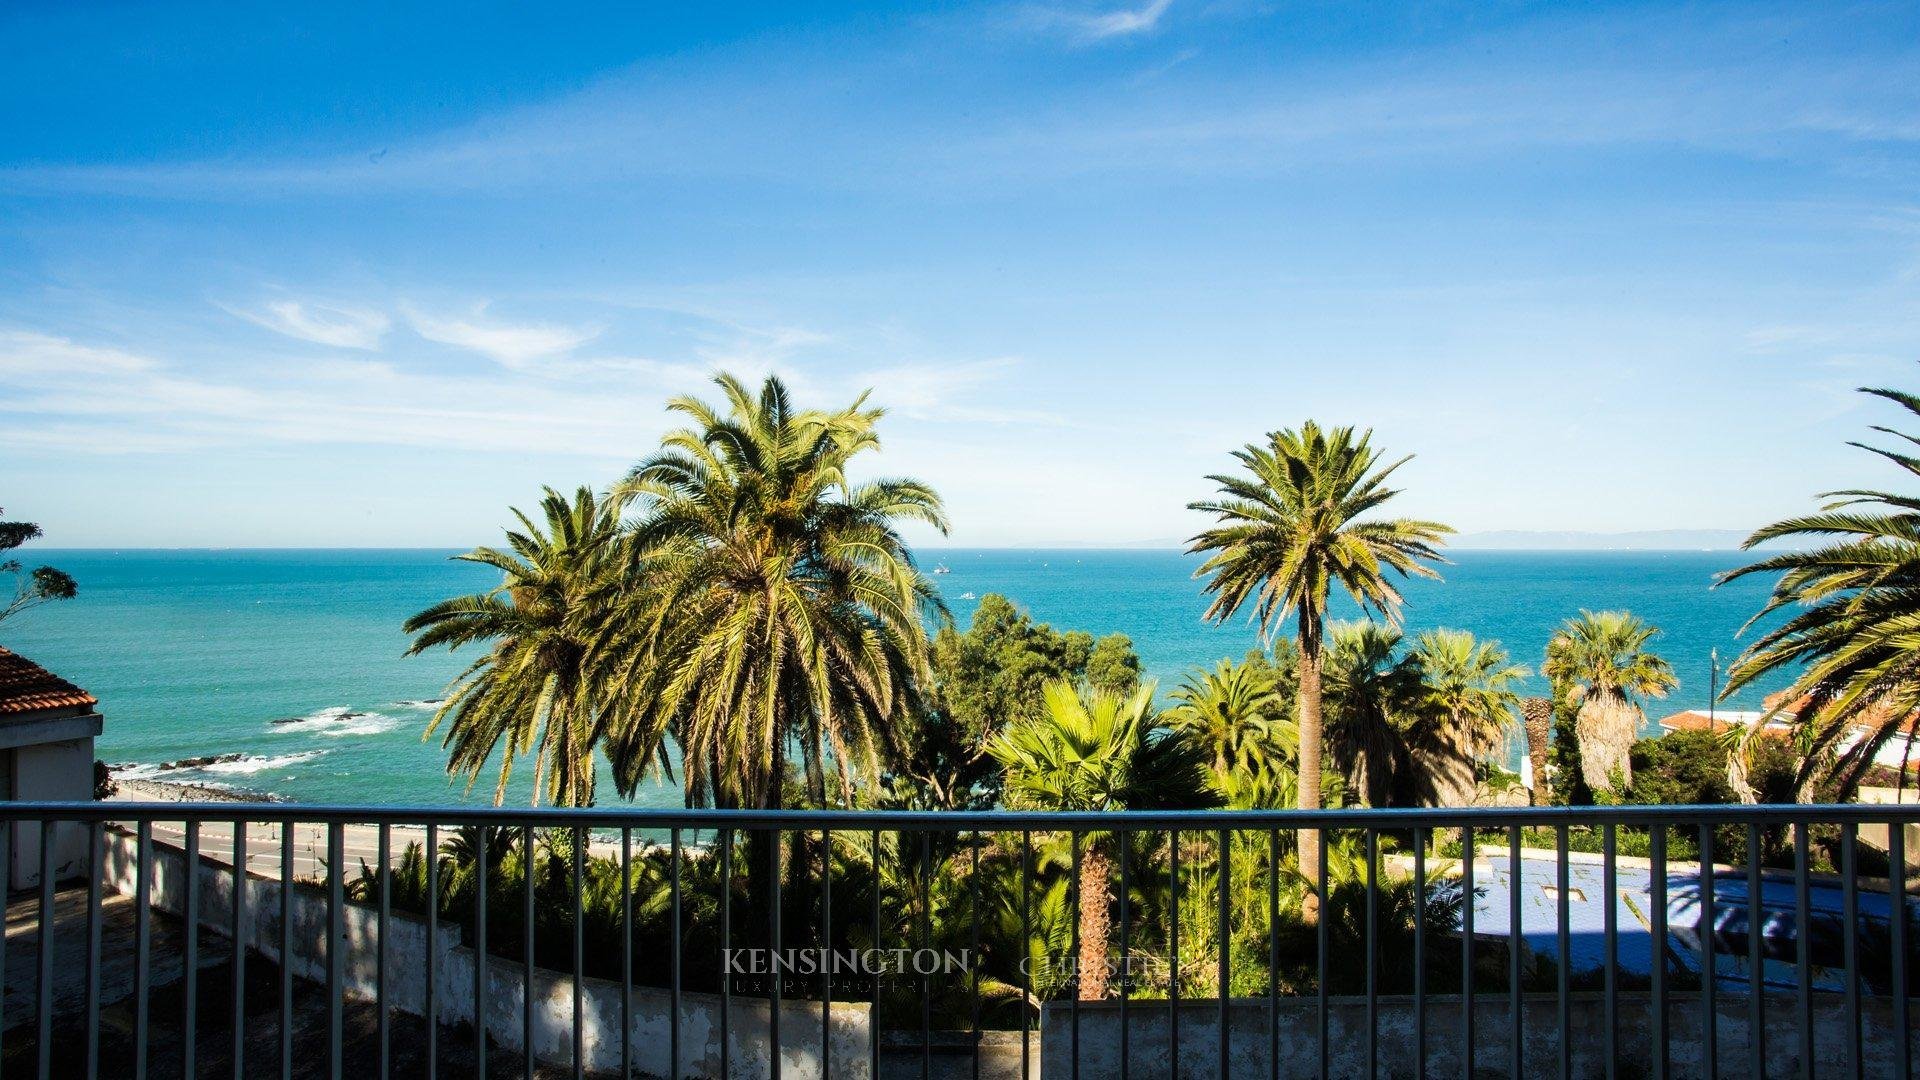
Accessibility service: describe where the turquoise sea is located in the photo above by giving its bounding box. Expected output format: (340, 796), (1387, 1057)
(3, 549), (1794, 807)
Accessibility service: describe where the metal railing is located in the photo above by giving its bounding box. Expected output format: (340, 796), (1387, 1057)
(1, 801), (1916, 1078)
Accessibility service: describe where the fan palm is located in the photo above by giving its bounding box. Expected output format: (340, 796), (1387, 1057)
(605, 373), (948, 809)
(1322, 622), (1429, 807)
(1542, 611), (1676, 795)
(1411, 629), (1529, 807)
(987, 680), (1217, 999)
(405, 486), (628, 807)
(1721, 381), (1920, 798)
(1188, 423), (1450, 892)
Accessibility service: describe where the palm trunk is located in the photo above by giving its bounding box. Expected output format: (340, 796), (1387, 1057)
(1077, 845), (1112, 1000)
(1575, 693), (1640, 795)
(1297, 610), (1324, 923)
(1521, 698), (1553, 806)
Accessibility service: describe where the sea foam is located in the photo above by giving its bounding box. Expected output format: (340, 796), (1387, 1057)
(272, 705), (404, 736)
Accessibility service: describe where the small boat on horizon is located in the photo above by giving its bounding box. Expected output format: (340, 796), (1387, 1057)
(934, 563), (951, 574)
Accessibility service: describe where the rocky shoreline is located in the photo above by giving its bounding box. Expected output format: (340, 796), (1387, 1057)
(107, 774), (282, 804)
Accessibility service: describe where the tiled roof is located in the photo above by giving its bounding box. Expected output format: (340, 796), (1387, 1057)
(0, 646), (97, 715)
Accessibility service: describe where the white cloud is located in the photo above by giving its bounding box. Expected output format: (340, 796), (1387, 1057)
(1081, 0), (1174, 40)
(226, 299), (390, 350)
(404, 306), (599, 368)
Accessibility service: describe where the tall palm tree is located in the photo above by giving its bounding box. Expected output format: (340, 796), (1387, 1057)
(1721, 380), (1920, 798)
(1165, 657), (1296, 780)
(1542, 611), (1676, 795)
(605, 373), (949, 810)
(1411, 629), (1529, 807)
(1188, 423), (1451, 894)
(987, 680), (1216, 1000)
(405, 486), (629, 807)
(1322, 622), (1429, 808)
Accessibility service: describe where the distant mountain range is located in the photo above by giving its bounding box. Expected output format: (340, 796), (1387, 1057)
(987, 528), (1778, 551)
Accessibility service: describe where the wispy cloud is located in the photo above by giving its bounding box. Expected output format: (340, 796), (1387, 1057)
(1019, 0), (1175, 42)
(225, 299), (390, 350)
(403, 305), (599, 368)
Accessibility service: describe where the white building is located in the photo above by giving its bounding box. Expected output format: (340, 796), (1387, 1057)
(0, 645), (101, 886)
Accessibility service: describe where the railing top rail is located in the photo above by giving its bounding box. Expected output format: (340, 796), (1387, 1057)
(16, 800), (1920, 828)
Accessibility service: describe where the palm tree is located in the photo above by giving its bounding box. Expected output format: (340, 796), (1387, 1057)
(1721, 380), (1920, 798)
(405, 486), (629, 807)
(1188, 423), (1451, 895)
(987, 680), (1216, 999)
(1165, 657), (1296, 780)
(1411, 629), (1529, 807)
(605, 373), (949, 810)
(1542, 611), (1676, 796)
(1519, 697), (1554, 805)
(1322, 622), (1428, 807)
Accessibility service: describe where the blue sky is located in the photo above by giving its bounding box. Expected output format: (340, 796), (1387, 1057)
(2, 1), (1917, 547)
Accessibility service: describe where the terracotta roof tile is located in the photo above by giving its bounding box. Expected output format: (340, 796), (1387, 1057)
(0, 646), (97, 715)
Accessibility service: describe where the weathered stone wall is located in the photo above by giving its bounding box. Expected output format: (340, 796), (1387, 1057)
(101, 828), (870, 1078)
(1042, 992), (1918, 1079)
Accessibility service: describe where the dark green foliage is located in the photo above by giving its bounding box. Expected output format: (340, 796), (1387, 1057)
(0, 509), (76, 625)
(905, 595), (1145, 808)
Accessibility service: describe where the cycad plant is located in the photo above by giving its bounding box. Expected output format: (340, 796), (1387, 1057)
(987, 680), (1216, 999)
(605, 373), (949, 810)
(1542, 611), (1676, 796)
(1722, 379), (1920, 797)
(405, 486), (628, 806)
(1188, 422), (1450, 903)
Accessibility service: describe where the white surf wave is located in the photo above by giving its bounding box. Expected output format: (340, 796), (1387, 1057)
(113, 749), (327, 779)
(271, 705), (404, 737)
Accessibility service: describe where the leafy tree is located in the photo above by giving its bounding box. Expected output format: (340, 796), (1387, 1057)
(1189, 422), (1450, 903)
(605, 374), (948, 810)
(987, 680), (1217, 999)
(404, 486), (628, 806)
(1411, 629), (1529, 807)
(0, 509), (76, 625)
(910, 594), (1144, 808)
(1722, 378), (1920, 798)
(1543, 610), (1677, 797)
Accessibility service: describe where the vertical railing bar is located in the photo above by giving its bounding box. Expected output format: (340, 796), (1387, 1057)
(230, 822), (247, 1080)
(671, 828), (684, 1080)
(1508, 825), (1522, 1080)
(186, 821), (202, 1080)
(1172, 828), (1183, 1078)
(1842, 823), (1861, 1079)
(521, 826), (534, 1080)
(771, 827), (783, 1080)
(722, 828), (735, 1080)
(1366, 827), (1378, 1080)
(1220, 826), (1232, 1080)
(571, 826), (584, 1080)
(1700, 825), (1717, 1080)
(426, 822), (439, 1080)
(922, 830), (933, 1080)
(1314, 828), (1326, 1080)
(378, 823), (391, 1080)
(1119, 828), (1131, 1080)
(327, 822), (345, 1080)
(1651, 824), (1667, 1080)
(475, 825), (489, 1079)
(1891, 819), (1910, 1080)
(1747, 821), (1764, 1080)
(1462, 824), (1475, 1080)
(1070, 831), (1081, 1080)
(819, 828), (829, 1080)
(1602, 822), (1615, 1080)
(0, 822), (8, 1070)
(1021, 829), (1032, 1080)
(137, 819), (153, 1080)
(1556, 824), (1570, 1080)
(621, 828), (633, 1080)
(971, 830), (983, 1080)
(86, 822), (104, 1080)
(37, 818), (58, 1080)
(1795, 822), (1811, 1080)
(278, 824), (292, 1080)
(1413, 824), (1426, 1080)
(867, 829), (879, 1080)
(1268, 828), (1279, 1080)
